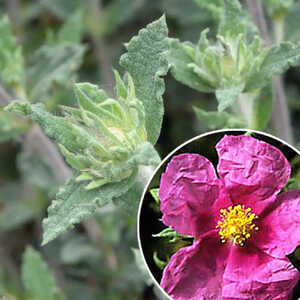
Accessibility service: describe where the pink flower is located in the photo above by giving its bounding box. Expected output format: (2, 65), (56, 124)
(159, 135), (300, 300)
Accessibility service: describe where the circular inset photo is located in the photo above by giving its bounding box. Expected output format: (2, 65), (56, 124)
(138, 129), (300, 300)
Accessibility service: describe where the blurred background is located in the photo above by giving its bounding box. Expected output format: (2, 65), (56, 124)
(0, 0), (300, 299)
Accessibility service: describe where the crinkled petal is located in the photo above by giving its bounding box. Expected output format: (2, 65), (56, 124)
(216, 135), (290, 214)
(161, 233), (229, 300)
(159, 153), (231, 237)
(253, 190), (300, 259)
(222, 244), (299, 300)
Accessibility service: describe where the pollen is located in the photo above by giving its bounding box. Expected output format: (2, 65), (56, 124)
(216, 205), (259, 246)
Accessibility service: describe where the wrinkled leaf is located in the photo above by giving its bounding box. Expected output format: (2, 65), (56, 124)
(22, 247), (64, 300)
(246, 41), (300, 91)
(130, 142), (161, 167)
(113, 166), (153, 217)
(219, 0), (245, 37)
(216, 84), (244, 111)
(193, 106), (246, 129)
(42, 168), (138, 245)
(120, 15), (169, 145)
(167, 38), (214, 93)
(5, 101), (91, 154)
(194, 0), (222, 19)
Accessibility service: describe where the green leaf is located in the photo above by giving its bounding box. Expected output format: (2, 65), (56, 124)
(5, 101), (91, 154)
(0, 16), (24, 87)
(193, 106), (246, 129)
(216, 84), (244, 111)
(42, 168), (138, 245)
(251, 85), (273, 130)
(167, 38), (214, 93)
(22, 247), (64, 300)
(150, 188), (160, 205)
(130, 142), (161, 167)
(219, 0), (245, 37)
(120, 15), (169, 145)
(57, 10), (83, 44)
(112, 165), (153, 217)
(27, 44), (85, 102)
(153, 251), (168, 270)
(153, 227), (193, 243)
(194, 0), (222, 19)
(246, 41), (300, 91)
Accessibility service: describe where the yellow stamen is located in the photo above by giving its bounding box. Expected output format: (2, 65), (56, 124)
(216, 204), (259, 246)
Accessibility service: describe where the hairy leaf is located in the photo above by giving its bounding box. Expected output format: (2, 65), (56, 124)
(193, 106), (246, 129)
(5, 101), (91, 154)
(42, 168), (138, 245)
(0, 16), (24, 87)
(219, 0), (246, 37)
(22, 247), (64, 300)
(27, 44), (85, 102)
(216, 84), (244, 111)
(113, 165), (155, 217)
(120, 15), (169, 145)
(167, 38), (214, 93)
(194, 0), (222, 19)
(246, 41), (300, 91)
(130, 142), (161, 167)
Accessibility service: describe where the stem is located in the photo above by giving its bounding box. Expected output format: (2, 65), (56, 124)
(246, 0), (294, 144)
(274, 18), (284, 44)
(236, 93), (254, 128)
(246, 0), (271, 46)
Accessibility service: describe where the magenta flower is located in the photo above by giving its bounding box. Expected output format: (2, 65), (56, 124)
(159, 135), (300, 300)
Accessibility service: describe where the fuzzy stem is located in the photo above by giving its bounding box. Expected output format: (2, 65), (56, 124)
(274, 18), (284, 44)
(246, 0), (294, 144)
(236, 93), (254, 128)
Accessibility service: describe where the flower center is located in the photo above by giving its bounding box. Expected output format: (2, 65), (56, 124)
(216, 205), (259, 246)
